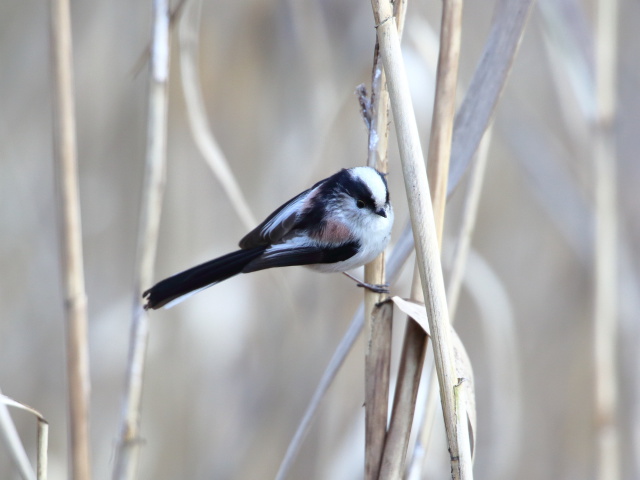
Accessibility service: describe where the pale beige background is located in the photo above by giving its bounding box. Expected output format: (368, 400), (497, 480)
(1, 1), (639, 479)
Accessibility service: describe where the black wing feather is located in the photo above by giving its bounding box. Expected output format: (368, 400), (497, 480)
(238, 188), (311, 249)
(238, 174), (338, 249)
(243, 242), (359, 272)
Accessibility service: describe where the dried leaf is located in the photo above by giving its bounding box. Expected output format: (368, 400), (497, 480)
(388, 296), (476, 459)
(0, 394), (46, 421)
(389, 296), (431, 335)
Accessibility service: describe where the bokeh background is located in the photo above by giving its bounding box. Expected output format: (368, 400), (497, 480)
(1, 0), (639, 479)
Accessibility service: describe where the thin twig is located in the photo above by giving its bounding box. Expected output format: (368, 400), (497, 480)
(113, 1), (171, 479)
(130, 0), (190, 79)
(178, 0), (256, 230)
(49, 0), (92, 477)
(369, 0), (464, 477)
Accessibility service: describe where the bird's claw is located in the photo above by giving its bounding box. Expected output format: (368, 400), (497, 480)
(356, 282), (390, 294)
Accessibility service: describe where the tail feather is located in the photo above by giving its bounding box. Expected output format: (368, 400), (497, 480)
(143, 247), (267, 309)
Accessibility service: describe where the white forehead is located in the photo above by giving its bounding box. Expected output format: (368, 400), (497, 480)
(350, 166), (387, 204)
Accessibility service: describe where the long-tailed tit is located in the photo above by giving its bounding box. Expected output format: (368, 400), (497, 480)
(143, 166), (394, 309)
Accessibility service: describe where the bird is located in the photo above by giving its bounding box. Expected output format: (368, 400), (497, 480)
(143, 166), (394, 309)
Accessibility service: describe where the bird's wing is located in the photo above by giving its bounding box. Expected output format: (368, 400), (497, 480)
(239, 181), (323, 249)
(242, 241), (359, 272)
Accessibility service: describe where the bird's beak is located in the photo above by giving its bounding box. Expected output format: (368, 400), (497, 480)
(375, 208), (387, 218)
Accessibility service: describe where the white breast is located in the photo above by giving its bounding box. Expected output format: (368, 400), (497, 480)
(308, 202), (393, 273)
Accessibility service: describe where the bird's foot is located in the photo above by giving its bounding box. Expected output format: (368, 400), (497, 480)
(356, 281), (390, 294)
(342, 271), (390, 294)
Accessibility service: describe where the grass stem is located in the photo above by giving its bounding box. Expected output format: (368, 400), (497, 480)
(112, 1), (171, 478)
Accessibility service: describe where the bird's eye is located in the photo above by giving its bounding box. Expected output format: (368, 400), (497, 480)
(356, 199), (366, 209)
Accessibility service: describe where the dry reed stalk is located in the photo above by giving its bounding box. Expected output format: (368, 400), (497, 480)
(112, 1), (171, 479)
(363, 44), (392, 480)
(37, 420), (48, 480)
(593, 0), (620, 478)
(426, 0), (462, 239)
(280, 0), (521, 470)
(405, 0), (533, 474)
(364, 301), (393, 479)
(369, 0), (465, 477)
(49, 0), (92, 477)
(408, 129), (492, 478)
(447, 0), (534, 196)
(418, 123), (491, 435)
(362, 2), (406, 478)
(377, 0), (464, 477)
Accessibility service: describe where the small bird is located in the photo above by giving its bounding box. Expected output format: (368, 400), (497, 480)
(143, 166), (394, 309)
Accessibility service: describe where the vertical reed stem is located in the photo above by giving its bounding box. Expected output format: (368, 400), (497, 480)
(378, 0), (465, 477)
(363, 3), (406, 477)
(363, 65), (391, 474)
(50, 0), (92, 477)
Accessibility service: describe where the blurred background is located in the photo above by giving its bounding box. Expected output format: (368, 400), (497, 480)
(1, 0), (639, 479)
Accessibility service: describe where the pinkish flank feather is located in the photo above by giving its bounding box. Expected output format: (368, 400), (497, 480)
(316, 219), (352, 243)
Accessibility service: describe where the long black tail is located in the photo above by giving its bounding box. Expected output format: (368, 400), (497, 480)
(143, 246), (267, 309)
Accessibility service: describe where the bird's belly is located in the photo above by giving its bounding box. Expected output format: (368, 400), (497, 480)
(307, 231), (391, 273)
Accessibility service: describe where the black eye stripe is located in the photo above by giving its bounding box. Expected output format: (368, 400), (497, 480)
(317, 168), (388, 210)
(345, 177), (376, 206)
